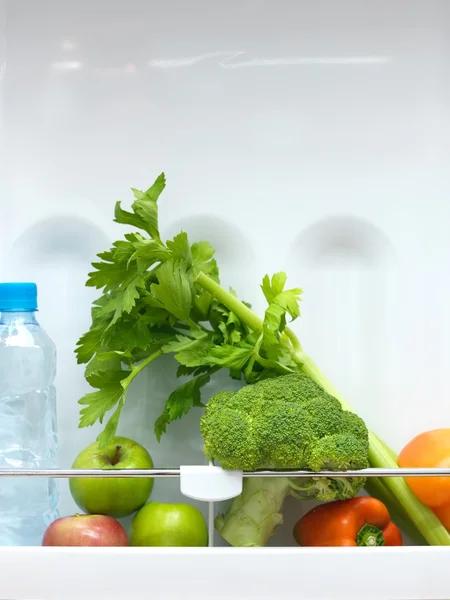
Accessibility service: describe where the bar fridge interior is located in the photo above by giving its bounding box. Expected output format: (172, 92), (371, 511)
(1, 0), (450, 598)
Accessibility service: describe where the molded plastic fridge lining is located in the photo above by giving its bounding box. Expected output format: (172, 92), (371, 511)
(0, 3), (450, 594)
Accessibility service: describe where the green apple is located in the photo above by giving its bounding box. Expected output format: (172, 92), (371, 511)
(131, 502), (208, 547)
(69, 436), (154, 518)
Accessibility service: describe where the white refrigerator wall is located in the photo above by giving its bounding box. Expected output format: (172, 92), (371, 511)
(0, 0), (450, 547)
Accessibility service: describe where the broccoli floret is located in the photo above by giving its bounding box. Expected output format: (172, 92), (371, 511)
(200, 372), (369, 546)
(201, 372), (369, 477)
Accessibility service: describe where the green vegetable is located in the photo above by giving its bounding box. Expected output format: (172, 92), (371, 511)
(201, 372), (369, 546)
(75, 173), (450, 547)
(201, 373), (368, 475)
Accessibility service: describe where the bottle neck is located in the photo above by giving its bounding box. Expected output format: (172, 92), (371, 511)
(0, 311), (38, 325)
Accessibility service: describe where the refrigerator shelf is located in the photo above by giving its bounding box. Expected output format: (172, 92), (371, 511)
(0, 545), (448, 600)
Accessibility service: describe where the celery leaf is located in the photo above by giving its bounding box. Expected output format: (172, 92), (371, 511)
(150, 259), (193, 322)
(154, 373), (211, 441)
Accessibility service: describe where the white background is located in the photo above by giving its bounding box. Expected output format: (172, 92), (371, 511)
(1, 0), (450, 548)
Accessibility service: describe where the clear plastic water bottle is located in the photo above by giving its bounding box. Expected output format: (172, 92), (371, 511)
(0, 282), (59, 545)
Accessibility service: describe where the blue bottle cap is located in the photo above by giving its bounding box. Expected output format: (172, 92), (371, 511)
(0, 282), (38, 312)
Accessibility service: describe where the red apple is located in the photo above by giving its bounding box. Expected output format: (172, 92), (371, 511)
(42, 514), (130, 546)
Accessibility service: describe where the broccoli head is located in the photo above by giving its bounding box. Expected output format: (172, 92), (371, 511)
(200, 372), (369, 501)
(200, 373), (370, 547)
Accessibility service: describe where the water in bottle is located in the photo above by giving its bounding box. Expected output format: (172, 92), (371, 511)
(0, 282), (59, 545)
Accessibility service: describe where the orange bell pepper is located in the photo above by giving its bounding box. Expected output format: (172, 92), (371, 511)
(398, 428), (450, 528)
(293, 497), (403, 547)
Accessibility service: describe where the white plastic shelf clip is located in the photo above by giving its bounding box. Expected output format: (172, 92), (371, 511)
(179, 465), (243, 502)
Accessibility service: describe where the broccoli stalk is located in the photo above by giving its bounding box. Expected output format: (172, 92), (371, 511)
(215, 478), (292, 547)
(196, 271), (450, 547)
